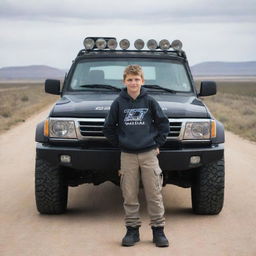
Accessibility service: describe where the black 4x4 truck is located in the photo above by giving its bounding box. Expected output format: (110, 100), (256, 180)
(35, 37), (225, 215)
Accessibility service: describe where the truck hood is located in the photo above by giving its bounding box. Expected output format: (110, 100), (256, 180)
(50, 92), (209, 118)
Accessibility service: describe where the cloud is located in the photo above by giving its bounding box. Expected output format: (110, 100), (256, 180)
(0, 17), (255, 68)
(0, 0), (255, 68)
(1, 0), (255, 23)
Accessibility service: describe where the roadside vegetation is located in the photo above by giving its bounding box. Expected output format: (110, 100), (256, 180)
(0, 82), (58, 134)
(195, 79), (256, 142)
(0, 79), (255, 142)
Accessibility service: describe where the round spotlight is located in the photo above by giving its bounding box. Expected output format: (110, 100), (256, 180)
(147, 39), (158, 50)
(119, 39), (130, 50)
(171, 39), (183, 51)
(96, 38), (107, 50)
(134, 39), (145, 50)
(83, 38), (94, 50)
(159, 39), (170, 50)
(107, 39), (118, 50)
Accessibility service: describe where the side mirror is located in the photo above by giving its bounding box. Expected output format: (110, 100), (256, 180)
(198, 81), (217, 97)
(45, 79), (60, 95)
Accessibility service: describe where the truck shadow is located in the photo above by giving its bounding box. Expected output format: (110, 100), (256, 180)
(64, 182), (194, 218)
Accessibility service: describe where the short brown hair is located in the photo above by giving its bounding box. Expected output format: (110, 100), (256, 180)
(123, 65), (144, 81)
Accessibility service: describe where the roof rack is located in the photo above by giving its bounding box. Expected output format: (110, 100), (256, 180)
(82, 37), (183, 51)
(76, 49), (187, 59)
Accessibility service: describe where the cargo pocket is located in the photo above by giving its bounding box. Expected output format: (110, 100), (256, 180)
(153, 167), (163, 191)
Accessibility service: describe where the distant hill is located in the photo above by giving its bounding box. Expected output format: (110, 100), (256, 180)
(0, 62), (255, 80)
(0, 65), (66, 80)
(191, 61), (256, 76)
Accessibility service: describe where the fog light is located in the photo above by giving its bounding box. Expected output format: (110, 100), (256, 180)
(60, 155), (71, 163)
(190, 156), (200, 164)
(119, 39), (130, 50)
(147, 39), (158, 50)
(96, 38), (107, 49)
(171, 39), (183, 51)
(134, 39), (145, 50)
(107, 39), (117, 50)
(83, 38), (94, 50)
(159, 39), (170, 50)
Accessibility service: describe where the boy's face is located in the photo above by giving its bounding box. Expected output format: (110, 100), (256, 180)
(123, 74), (144, 95)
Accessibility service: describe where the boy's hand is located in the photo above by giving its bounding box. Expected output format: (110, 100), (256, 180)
(156, 148), (160, 155)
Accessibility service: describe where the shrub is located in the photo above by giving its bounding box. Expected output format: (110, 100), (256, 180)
(21, 95), (29, 102)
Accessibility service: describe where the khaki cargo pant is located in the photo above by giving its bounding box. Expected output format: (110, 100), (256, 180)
(119, 149), (165, 227)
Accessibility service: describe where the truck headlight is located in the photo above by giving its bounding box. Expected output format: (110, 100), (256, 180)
(183, 122), (210, 140)
(49, 120), (77, 138)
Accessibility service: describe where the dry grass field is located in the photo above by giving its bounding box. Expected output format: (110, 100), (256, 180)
(0, 81), (58, 134)
(195, 79), (256, 142)
(1, 79), (255, 142)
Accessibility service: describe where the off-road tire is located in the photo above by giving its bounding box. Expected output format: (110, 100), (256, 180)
(35, 157), (68, 214)
(191, 157), (224, 215)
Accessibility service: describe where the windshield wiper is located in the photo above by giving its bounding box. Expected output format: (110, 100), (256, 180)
(143, 84), (176, 93)
(80, 84), (121, 91)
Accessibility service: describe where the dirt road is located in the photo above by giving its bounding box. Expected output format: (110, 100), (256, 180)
(0, 107), (256, 256)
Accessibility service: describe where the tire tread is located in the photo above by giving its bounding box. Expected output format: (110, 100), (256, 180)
(192, 158), (224, 215)
(35, 158), (68, 214)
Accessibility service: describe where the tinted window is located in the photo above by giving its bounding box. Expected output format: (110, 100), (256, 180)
(70, 59), (191, 92)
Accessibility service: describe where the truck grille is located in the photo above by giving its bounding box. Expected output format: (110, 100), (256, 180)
(79, 120), (104, 137)
(78, 118), (182, 139)
(168, 121), (182, 138)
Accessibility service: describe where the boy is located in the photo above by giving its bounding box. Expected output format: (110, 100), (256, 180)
(103, 65), (170, 247)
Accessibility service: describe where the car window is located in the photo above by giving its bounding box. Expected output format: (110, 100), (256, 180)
(70, 59), (191, 92)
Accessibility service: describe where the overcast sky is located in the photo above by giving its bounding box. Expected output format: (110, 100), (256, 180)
(0, 0), (255, 69)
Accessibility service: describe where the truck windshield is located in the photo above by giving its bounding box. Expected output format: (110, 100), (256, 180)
(69, 59), (192, 92)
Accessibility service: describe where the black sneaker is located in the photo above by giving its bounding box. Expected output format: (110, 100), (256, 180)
(152, 226), (169, 247)
(122, 226), (140, 246)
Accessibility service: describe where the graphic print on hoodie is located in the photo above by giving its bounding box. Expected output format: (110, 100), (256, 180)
(124, 108), (148, 125)
(103, 87), (170, 153)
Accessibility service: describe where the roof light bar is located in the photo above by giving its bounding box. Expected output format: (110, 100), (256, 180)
(82, 37), (183, 51)
(119, 39), (130, 50)
(134, 39), (145, 50)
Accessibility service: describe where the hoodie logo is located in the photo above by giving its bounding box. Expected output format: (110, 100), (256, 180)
(124, 108), (148, 125)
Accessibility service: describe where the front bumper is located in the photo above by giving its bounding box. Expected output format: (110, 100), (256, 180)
(36, 143), (224, 171)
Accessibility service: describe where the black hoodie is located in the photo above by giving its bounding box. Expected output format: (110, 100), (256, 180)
(103, 87), (170, 153)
